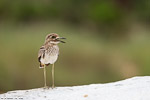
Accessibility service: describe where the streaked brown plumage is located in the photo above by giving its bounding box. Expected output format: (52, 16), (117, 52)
(38, 44), (59, 68)
(38, 33), (66, 89)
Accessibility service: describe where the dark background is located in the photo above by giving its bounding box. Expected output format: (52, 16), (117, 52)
(0, 0), (150, 93)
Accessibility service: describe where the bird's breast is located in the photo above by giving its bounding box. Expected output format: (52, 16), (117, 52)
(41, 45), (59, 64)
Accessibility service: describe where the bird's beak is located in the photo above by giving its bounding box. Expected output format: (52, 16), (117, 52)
(57, 37), (66, 43)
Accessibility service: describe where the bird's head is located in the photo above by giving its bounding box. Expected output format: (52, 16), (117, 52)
(45, 33), (66, 44)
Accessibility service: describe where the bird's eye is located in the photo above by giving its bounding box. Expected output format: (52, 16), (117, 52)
(51, 36), (56, 38)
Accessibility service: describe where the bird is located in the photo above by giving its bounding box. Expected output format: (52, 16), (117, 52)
(38, 33), (66, 89)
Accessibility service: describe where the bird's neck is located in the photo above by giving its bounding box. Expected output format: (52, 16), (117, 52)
(44, 41), (58, 46)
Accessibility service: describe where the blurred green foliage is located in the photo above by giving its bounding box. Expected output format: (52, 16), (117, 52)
(0, 0), (150, 24)
(0, 0), (150, 93)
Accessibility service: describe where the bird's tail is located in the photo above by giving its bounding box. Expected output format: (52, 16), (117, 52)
(39, 63), (44, 68)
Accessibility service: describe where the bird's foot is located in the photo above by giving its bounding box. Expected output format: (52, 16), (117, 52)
(51, 85), (55, 89)
(43, 86), (49, 89)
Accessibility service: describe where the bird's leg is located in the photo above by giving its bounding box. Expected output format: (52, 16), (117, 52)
(43, 64), (47, 89)
(52, 63), (55, 89)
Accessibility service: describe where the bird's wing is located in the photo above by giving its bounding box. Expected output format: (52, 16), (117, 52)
(38, 45), (45, 62)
